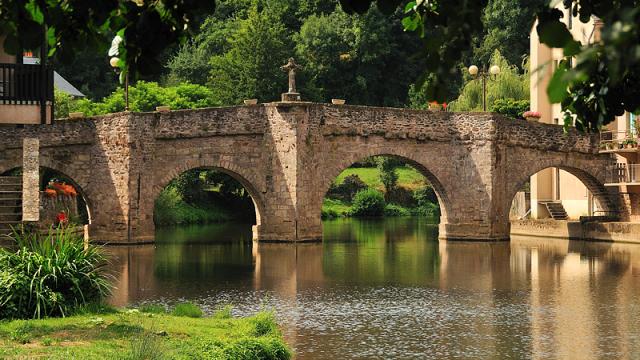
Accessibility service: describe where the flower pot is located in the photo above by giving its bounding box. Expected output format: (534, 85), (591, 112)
(156, 105), (170, 112)
(331, 99), (346, 105)
(69, 112), (84, 119)
(526, 116), (539, 122)
(244, 99), (258, 105)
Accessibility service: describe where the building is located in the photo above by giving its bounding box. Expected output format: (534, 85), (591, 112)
(529, 10), (638, 222)
(0, 35), (84, 125)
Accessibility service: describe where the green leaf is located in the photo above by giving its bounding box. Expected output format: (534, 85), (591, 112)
(404, 1), (417, 13)
(402, 16), (419, 31)
(563, 40), (581, 57)
(25, 0), (44, 24)
(539, 21), (574, 48)
(547, 63), (570, 103)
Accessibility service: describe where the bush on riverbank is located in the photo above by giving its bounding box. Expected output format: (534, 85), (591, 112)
(350, 189), (386, 217)
(154, 187), (232, 226)
(0, 305), (291, 359)
(0, 226), (111, 320)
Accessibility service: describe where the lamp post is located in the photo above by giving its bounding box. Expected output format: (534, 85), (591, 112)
(468, 64), (500, 111)
(109, 57), (129, 111)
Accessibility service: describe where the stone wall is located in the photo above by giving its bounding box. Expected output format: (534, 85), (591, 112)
(0, 103), (618, 243)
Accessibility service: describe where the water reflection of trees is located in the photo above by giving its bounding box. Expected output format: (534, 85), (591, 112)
(321, 218), (440, 286)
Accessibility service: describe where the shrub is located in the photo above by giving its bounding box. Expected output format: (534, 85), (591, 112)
(326, 174), (367, 201)
(490, 98), (530, 119)
(385, 187), (415, 206)
(412, 202), (440, 217)
(223, 338), (292, 360)
(213, 305), (233, 319)
(321, 208), (339, 220)
(384, 204), (411, 216)
(0, 226), (112, 320)
(376, 156), (398, 192)
(413, 186), (438, 207)
(349, 189), (385, 217)
(172, 302), (203, 318)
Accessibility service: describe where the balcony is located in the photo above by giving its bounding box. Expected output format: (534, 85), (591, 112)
(599, 130), (639, 154)
(605, 163), (640, 190)
(0, 63), (54, 124)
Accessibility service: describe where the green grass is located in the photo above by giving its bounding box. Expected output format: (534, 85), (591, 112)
(335, 166), (426, 191)
(172, 302), (203, 318)
(322, 198), (352, 217)
(0, 308), (291, 359)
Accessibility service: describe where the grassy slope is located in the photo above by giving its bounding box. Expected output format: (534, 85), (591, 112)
(0, 309), (290, 359)
(335, 166), (426, 191)
(324, 166), (427, 217)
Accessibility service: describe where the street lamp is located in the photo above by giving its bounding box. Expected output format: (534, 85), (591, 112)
(468, 64), (500, 111)
(108, 36), (129, 111)
(109, 57), (129, 111)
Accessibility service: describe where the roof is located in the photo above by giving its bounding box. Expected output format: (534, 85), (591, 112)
(22, 56), (86, 98)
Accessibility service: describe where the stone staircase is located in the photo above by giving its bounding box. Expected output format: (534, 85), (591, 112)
(541, 201), (568, 220)
(0, 176), (22, 236)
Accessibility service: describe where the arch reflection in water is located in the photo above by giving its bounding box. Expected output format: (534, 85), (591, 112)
(107, 220), (640, 359)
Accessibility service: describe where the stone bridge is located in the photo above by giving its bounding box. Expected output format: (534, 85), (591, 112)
(0, 102), (619, 243)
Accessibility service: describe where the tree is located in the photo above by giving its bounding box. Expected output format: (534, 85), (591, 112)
(0, 1), (216, 80)
(339, 0), (640, 132)
(207, 4), (291, 104)
(448, 50), (529, 112)
(54, 81), (219, 118)
(473, 0), (539, 68)
(376, 156), (398, 193)
(52, 52), (118, 100)
(295, 6), (425, 106)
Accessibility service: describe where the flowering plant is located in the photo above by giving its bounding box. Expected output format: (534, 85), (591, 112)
(48, 182), (77, 197)
(44, 188), (58, 198)
(56, 211), (68, 224)
(523, 111), (541, 118)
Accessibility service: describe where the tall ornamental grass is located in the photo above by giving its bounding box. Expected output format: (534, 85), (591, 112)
(0, 226), (112, 319)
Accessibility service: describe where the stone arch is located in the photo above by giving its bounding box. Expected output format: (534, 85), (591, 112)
(0, 163), (93, 224)
(317, 148), (452, 224)
(502, 156), (617, 224)
(151, 158), (266, 227)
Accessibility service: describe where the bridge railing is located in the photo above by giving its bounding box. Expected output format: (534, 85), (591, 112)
(606, 163), (640, 184)
(599, 130), (639, 152)
(0, 63), (54, 104)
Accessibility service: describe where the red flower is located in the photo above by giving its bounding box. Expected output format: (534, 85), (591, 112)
(56, 212), (68, 224)
(45, 188), (58, 198)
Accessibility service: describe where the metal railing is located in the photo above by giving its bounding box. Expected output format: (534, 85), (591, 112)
(0, 63), (54, 104)
(600, 130), (639, 151)
(607, 163), (640, 184)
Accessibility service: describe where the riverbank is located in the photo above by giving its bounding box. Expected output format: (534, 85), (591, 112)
(154, 187), (234, 226)
(0, 306), (291, 359)
(322, 165), (439, 219)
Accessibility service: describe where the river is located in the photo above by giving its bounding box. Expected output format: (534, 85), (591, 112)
(106, 217), (640, 359)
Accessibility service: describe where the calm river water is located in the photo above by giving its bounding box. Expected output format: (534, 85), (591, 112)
(107, 218), (640, 359)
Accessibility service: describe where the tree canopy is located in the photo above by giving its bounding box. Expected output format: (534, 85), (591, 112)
(340, 0), (640, 131)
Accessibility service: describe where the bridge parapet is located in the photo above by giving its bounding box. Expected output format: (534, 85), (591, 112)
(0, 103), (618, 243)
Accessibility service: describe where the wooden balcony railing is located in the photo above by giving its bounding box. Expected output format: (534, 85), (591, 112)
(607, 163), (640, 184)
(0, 62), (54, 103)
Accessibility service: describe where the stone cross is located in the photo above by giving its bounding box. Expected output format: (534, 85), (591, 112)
(280, 58), (302, 93)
